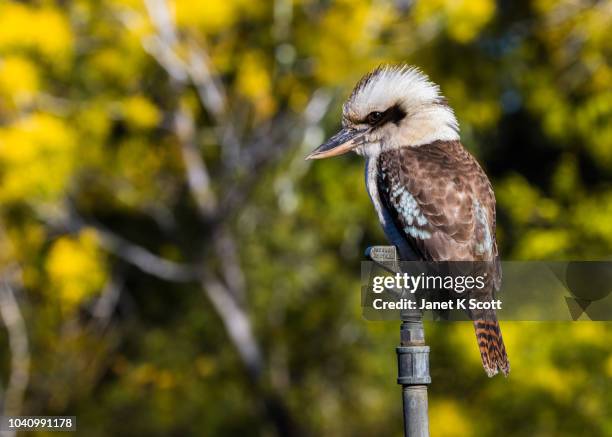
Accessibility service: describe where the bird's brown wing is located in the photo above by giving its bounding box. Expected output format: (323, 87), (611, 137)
(377, 140), (500, 280)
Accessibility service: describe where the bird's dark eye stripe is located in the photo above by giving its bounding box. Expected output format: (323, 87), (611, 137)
(363, 104), (406, 127)
(366, 111), (383, 125)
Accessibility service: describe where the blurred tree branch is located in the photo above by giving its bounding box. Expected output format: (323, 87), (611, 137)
(41, 210), (199, 283)
(0, 271), (30, 437)
(136, 3), (333, 436)
(89, 268), (124, 331)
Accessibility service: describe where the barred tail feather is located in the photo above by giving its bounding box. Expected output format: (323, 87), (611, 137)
(473, 318), (510, 377)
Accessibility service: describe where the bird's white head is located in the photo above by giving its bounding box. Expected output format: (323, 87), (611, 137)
(307, 65), (459, 160)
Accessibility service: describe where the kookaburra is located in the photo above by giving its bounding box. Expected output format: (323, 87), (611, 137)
(307, 65), (509, 377)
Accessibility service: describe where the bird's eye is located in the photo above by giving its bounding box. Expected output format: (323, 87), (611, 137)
(366, 111), (383, 125)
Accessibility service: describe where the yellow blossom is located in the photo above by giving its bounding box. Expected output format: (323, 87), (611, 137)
(45, 229), (107, 310)
(0, 113), (77, 204)
(0, 55), (39, 109)
(0, 3), (73, 64)
(122, 96), (162, 130)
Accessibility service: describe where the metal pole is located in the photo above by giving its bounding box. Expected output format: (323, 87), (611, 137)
(398, 307), (430, 437)
(366, 246), (430, 437)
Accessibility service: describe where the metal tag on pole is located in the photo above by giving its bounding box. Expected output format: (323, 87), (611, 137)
(366, 246), (431, 437)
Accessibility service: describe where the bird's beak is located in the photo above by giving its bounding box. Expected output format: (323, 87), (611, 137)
(305, 128), (366, 160)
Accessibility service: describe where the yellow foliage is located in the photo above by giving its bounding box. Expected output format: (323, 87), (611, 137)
(575, 91), (612, 166)
(45, 229), (107, 310)
(515, 229), (570, 259)
(533, 0), (560, 13)
(429, 399), (473, 436)
(507, 324), (609, 402)
(0, 55), (39, 109)
(313, 1), (385, 85)
(122, 95), (161, 130)
(0, 113), (77, 204)
(129, 362), (176, 390)
(447, 321), (483, 368)
(0, 3), (73, 64)
(590, 63), (612, 93)
(236, 52), (275, 118)
(490, 324), (593, 402)
(552, 154), (579, 198)
(414, 0), (495, 43)
(195, 355), (217, 378)
(90, 48), (132, 82)
(606, 354), (612, 378)
(496, 174), (542, 223)
(174, 0), (264, 32)
(570, 323), (610, 348)
(113, 138), (167, 207)
(289, 85), (309, 112)
(444, 79), (500, 129)
(523, 73), (573, 142)
(175, 0), (235, 31)
(572, 193), (612, 247)
(111, 0), (145, 9)
(76, 101), (113, 145)
(0, 222), (45, 289)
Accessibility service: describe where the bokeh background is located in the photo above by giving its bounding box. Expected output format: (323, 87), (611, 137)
(0, 0), (611, 436)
